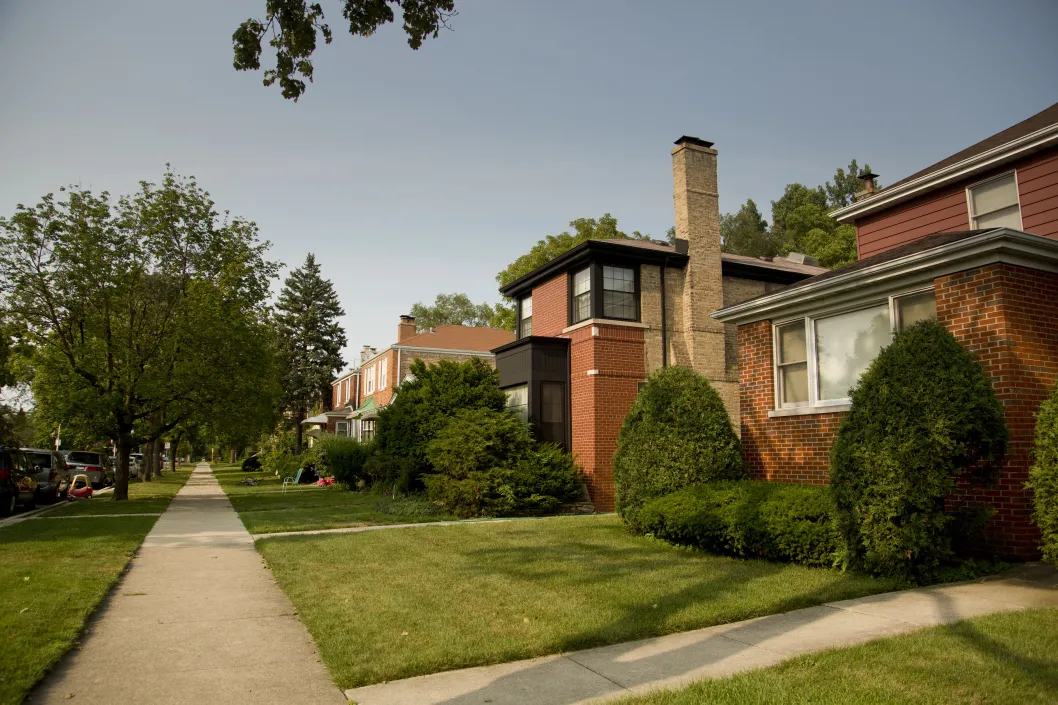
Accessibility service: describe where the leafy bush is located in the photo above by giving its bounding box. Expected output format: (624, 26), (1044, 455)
(375, 358), (507, 470)
(1028, 381), (1058, 566)
(831, 319), (1008, 582)
(363, 454), (422, 494)
(374, 495), (446, 518)
(614, 366), (745, 530)
(257, 427), (323, 479)
(638, 481), (840, 566)
(240, 455), (261, 472)
(423, 408), (581, 518)
(317, 435), (374, 488)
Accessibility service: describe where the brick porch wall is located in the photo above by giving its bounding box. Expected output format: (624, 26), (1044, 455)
(936, 264), (1058, 558)
(737, 263), (1058, 558)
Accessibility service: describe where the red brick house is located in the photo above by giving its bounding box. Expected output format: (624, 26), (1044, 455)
(714, 101), (1058, 558)
(326, 315), (514, 441)
(493, 137), (826, 511)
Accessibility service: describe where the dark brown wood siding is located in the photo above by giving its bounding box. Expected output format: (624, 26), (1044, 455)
(854, 145), (1058, 257)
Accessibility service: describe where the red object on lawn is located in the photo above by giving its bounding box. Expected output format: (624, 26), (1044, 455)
(68, 473), (93, 499)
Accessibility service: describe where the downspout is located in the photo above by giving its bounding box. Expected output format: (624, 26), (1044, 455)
(396, 349), (402, 391)
(660, 260), (668, 368)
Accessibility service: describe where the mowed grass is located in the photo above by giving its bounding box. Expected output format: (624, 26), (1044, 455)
(0, 471), (189, 704)
(617, 608), (1058, 704)
(256, 515), (900, 689)
(213, 464), (452, 534)
(48, 467), (193, 516)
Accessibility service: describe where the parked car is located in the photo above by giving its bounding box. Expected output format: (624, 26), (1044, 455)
(22, 448), (72, 504)
(0, 447), (39, 517)
(64, 450), (114, 489)
(130, 453), (143, 478)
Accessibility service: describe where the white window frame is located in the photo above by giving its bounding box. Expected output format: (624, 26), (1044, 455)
(379, 358), (388, 390)
(966, 170), (1023, 230)
(364, 366), (375, 395)
(335, 421), (349, 437)
(772, 288), (938, 412)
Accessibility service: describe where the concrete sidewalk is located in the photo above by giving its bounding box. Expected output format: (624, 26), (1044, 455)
(30, 463), (345, 705)
(345, 563), (1058, 705)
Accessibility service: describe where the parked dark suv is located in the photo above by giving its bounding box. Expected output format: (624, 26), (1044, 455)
(22, 448), (72, 504)
(0, 447), (39, 517)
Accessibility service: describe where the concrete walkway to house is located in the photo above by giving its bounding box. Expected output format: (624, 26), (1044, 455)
(30, 463), (346, 705)
(346, 563), (1058, 705)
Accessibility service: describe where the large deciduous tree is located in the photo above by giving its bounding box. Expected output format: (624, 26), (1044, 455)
(0, 171), (279, 499)
(720, 199), (775, 258)
(233, 0), (457, 101)
(410, 293), (494, 330)
(275, 253), (346, 451)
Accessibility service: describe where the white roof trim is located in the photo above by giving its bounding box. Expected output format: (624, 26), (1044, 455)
(832, 123), (1058, 223)
(712, 229), (1058, 325)
(390, 345), (497, 356)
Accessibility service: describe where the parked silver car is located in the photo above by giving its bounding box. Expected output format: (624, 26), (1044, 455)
(22, 448), (72, 503)
(64, 450), (114, 489)
(130, 453), (143, 478)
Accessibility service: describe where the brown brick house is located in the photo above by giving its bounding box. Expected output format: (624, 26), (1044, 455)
(326, 316), (514, 441)
(714, 101), (1058, 558)
(493, 137), (826, 511)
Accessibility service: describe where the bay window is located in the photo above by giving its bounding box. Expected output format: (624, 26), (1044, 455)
(602, 266), (636, 319)
(505, 384), (528, 422)
(572, 268), (591, 323)
(774, 289), (937, 411)
(519, 296), (533, 338)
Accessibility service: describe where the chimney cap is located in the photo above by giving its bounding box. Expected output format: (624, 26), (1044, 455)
(399, 314), (415, 322)
(674, 135), (714, 149)
(857, 169), (879, 182)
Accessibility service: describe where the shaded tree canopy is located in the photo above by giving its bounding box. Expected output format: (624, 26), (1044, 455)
(233, 0), (457, 100)
(720, 199), (774, 258)
(410, 293), (502, 330)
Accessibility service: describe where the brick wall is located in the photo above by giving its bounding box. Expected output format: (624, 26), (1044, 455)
(936, 263), (1058, 558)
(566, 322), (646, 510)
(532, 273), (569, 337)
(738, 321), (843, 483)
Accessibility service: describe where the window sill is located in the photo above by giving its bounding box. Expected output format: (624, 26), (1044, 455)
(768, 403), (851, 418)
(562, 318), (650, 334)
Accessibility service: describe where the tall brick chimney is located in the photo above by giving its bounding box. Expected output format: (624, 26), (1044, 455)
(671, 136), (740, 422)
(397, 314), (417, 343)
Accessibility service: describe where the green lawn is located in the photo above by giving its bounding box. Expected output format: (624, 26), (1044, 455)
(48, 467), (193, 516)
(617, 608), (1058, 704)
(256, 515), (900, 689)
(213, 464), (452, 534)
(0, 470), (190, 705)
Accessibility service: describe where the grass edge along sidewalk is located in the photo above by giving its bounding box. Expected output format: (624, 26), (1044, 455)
(257, 514), (900, 690)
(615, 606), (1058, 705)
(0, 469), (192, 705)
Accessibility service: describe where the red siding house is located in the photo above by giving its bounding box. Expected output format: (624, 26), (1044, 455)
(494, 137), (826, 511)
(714, 102), (1058, 558)
(326, 316), (514, 441)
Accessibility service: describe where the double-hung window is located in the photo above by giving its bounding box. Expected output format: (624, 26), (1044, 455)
(361, 419), (375, 441)
(602, 266), (636, 320)
(335, 421), (349, 437)
(968, 172), (1022, 230)
(364, 366), (375, 395)
(572, 268), (591, 323)
(379, 358), (388, 390)
(774, 289), (938, 411)
(519, 296), (533, 338)
(505, 385), (528, 422)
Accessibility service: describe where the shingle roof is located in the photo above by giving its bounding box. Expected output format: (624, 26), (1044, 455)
(398, 325), (514, 352)
(597, 239), (828, 276)
(883, 101), (1058, 191)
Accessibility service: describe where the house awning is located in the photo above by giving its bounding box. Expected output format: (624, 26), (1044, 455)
(301, 413), (329, 425)
(349, 397), (377, 420)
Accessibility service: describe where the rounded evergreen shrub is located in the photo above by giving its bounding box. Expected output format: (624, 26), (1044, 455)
(240, 455), (261, 472)
(318, 435), (374, 489)
(1028, 381), (1058, 566)
(424, 408), (581, 518)
(613, 365), (745, 530)
(831, 318), (1008, 582)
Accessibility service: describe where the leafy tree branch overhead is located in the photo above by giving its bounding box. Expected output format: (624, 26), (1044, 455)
(233, 0), (457, 100)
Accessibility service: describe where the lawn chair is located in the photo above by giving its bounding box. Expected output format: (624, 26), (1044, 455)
(282, 468), (304, 492)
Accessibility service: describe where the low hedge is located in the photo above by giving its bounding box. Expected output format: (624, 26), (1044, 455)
(637, 481), (839, 567)
(317, 435), (374, 488)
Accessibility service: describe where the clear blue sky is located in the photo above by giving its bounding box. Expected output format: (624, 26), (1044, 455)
(2, 0), (1056, 369)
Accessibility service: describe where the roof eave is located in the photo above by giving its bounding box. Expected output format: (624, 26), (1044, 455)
(712, 228), (1058, 324)
(833, 124), (1058, 224)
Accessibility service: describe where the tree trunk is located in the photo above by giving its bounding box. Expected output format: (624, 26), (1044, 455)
(170, 432), (182, 474)
(114, 434), (133, 501)
(142, 439), (154, 482)
(229, 448), (236, 464)
(295, 408), (305, 453)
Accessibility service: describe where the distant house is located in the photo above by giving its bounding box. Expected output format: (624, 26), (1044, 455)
(492, 136), (827, 511)
(714, 101), (1058, 558)
(327, 315), (514, 441)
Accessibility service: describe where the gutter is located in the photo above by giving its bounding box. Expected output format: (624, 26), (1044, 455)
(832, 123), (1058, 223)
